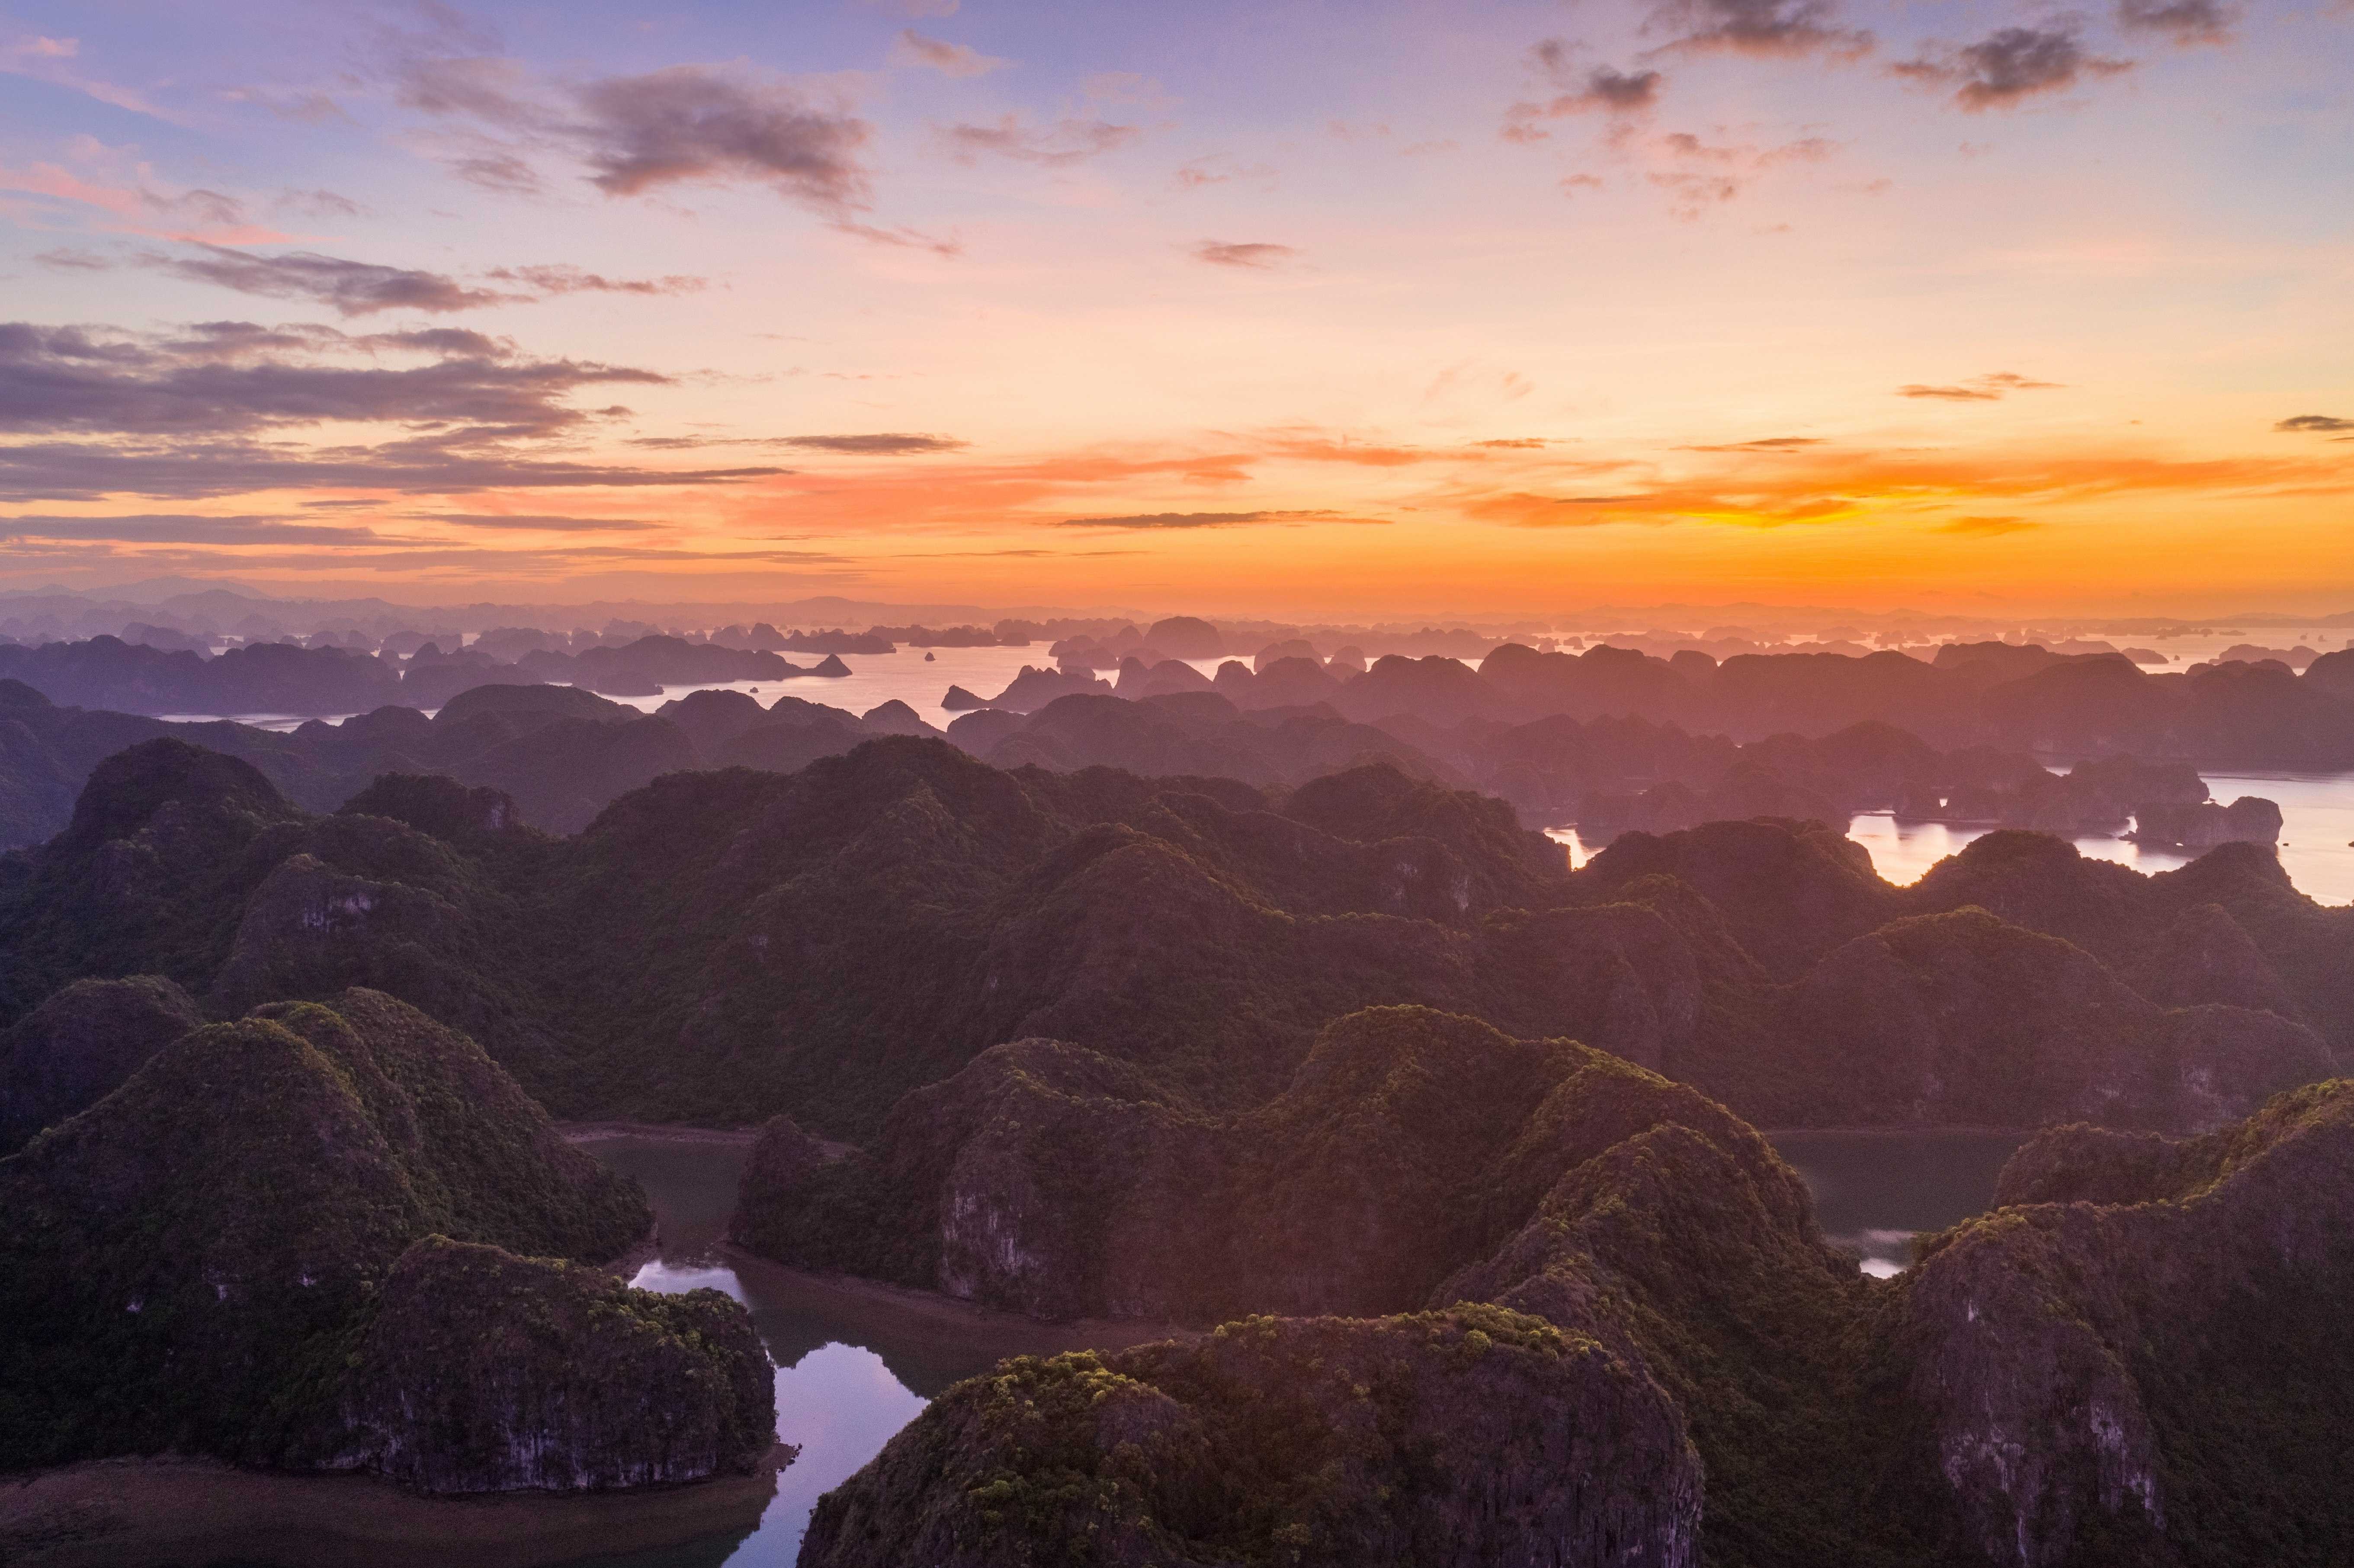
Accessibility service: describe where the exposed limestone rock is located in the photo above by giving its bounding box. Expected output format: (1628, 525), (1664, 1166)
(338, 1237), (774, 1493)
(800, 1307), (1701, 1568)
(1907, 1081), (2354, 1565)
(2132, 795), (2285, 849)
(0, 990), (658, 1476)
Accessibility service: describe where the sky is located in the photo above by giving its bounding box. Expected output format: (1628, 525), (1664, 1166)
(1, 0), (2349, 618)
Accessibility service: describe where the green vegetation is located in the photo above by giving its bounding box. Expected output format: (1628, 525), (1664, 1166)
(0, 988), (773, 1489)
(803, 1305), (1699, 1568)
(7, 735), (2341, 1143)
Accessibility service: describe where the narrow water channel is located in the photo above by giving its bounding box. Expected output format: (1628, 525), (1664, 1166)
(565, 1135), (1180, 1567)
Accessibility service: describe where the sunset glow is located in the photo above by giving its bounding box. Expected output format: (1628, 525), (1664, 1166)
(4, 0), (2349, 615)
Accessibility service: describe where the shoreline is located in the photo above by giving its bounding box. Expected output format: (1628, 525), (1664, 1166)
(0, 1446), (792, 1568)
(716, 1240), (1204, 1350)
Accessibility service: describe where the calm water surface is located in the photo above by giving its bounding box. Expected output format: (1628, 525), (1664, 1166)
(1766, 1130), (2028, 1277)
(568, 1136), (1174, 1567)
(1554, 770), (2354, 906)
(571, 1126), (2027, 1568)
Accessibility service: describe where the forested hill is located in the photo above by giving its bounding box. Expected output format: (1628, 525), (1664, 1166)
(1, 733), (2339, 1142)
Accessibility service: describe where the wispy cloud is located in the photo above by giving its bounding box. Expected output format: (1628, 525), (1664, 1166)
(1190, 240), (1296, 269)
(627, 432), (968, 454)
(1900, 372), (2065, 401)
(2117, 0), (2233, 46)
(0, 317), (786, 502)
(0, 513), (379, 545)
(890, 29), (1008, 76)
(0, 153), (285, 244)
(1448, 445), (2354, 529)
(2276, 414), (2354, 434)
(1893, 26), (2132, 111)
(1, 33), (176, 120)
(0, 442), (788, 502)
(1057, 509), (1387, 529)
(940, 115), (1140, 167)
(388, 46), (924, 242)
(0, 320), (662, 437)
(1645, 0), (1874, 59)
(407, 513), (666, 531)
(153, 245), (525, 316)
(1504, 45), (1664, 143)
(481, 264), (707, 298)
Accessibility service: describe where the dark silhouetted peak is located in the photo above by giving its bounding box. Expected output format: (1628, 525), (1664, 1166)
(811, 653), (852, 677)
(1144, 615), (1224, 659)
(2303, 646), (2354, 698)
(1931, 640), (2072, 680)
(434, 683), (635, 726)
(2161, 836), (2297, 894)
(859, 699), (937, 737)
(942, 705), (1025, 755)
(939, 683), (985, 710)
(64, 738), (290, 850)
(0, 678), (54, 712)
(655, 686), (776, 759)
(337, 773), (518, 841)
(1253, 638), (1322, 673)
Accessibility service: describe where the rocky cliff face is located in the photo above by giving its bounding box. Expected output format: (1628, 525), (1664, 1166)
(790, 1057), (2354, 1568)
(800, 1306), (1701, 1568)
(737, 1009), (1595, 1325)
(337, 1236), (773, 1493)
(1905, 1080), (2354, 1566)
(0, 988), (765, 1493)
(751, 1006), (1947, 1567)
(1775, 907), (2334, 1130)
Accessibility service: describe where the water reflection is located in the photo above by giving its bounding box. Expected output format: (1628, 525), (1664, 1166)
(572, 1136), (1178, 1566)
(1554, 767), (2354, 907)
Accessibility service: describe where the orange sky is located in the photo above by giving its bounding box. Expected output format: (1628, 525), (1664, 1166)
(3, 0), (2350, 616)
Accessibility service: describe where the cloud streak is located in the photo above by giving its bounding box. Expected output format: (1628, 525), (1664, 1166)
(940, 115), (1140, 167)
(1057, 509), (1386, 529)
(1899, 372), (2065, 401)
(0, 443), (788, 502)
(890, 29), (1008, 76)
(390, 49), (901, 232)
(2117, 0), (2232, 45)
(0, 513), (379, 545)
(408, 513), (667, 531)
(1191, 240), (1296, 269)
(1646, 0), (1873, 59)
(0, 321), (664, 438)
(1893, 26), (2132, 111)
(152, 245), (524, 316)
